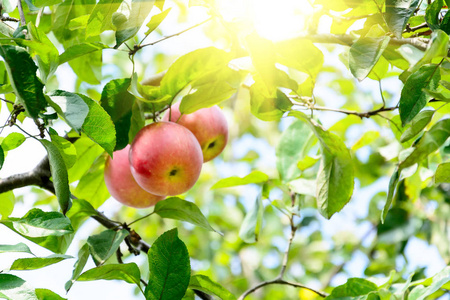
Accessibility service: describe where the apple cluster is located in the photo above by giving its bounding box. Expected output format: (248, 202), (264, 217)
(104, 103), (228, 208)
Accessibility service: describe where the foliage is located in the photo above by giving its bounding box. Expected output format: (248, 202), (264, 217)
(0, 0), (448, 299)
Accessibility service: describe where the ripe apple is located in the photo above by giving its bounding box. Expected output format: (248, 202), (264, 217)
(104, 145), (165, 208)
(129, 121), (203, 196)
(162, 102), (228, 162)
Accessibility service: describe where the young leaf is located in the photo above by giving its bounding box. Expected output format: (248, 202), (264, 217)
(400, 110), (435, 143)
(0, 191), (14, 219)
(239, 194), (264, 243)
(114, 0), (156, 46)
(35, 289), (67, 300)
(399, 118), (450, 169)
(210, 171), (269, 189)
(0, 243), (34, 255)
(77, 263), (142, 286)
(47, 90), (89, 133)
(65, 243), (90, 292)
(249, 81), (292, 121)
(100, 78), (135, 151)
(86, 0), (124, 37)
(435, 162), (450, 184)
(0, 274), (38, 300)
(188, 274), (237, 300)
(327, 278), (378, 299)
(58, 42), (108, 65)
(385, 0), (420, 38)
(77, 93), (116, 156)
(0, 45), (46, 119)
(308, 119), (354, 219)
(276, 119), (313, 182)
(144, 8), (171, 36)
(399, 64), (440, 126)
(145, 228), (190, 300)
(49, 129), (77, 169)
(40, 139), (72, 215)
(67, 136), (104, 183)
(349, 36), (390, 81)
(153, 197), (219, 233)
(52, 0), (95, 42)
(10, 254), (72, 271)
(1, 132), (26, 151)
(87, 229), (129, 266)
(352, 131), (380, 151)
(66, 199), (100, 231)
(0, 208), (74, 253)
(408, 266), (450, 300)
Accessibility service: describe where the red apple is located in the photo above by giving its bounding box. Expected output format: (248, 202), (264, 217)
(162, 102), (228, 162)
(129, 121), (203, 196)
(104, 145), (165, 208)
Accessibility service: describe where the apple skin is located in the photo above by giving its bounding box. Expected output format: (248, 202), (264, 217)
(162, 102), (228, 162)
(104, 145), (165, 208)
(129, 121), (203, 196)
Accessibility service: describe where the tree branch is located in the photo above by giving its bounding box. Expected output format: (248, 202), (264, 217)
(16, 0), (26, 26)
(293, 102), (398, 119)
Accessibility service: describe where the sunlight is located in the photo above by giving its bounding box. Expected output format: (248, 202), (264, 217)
(216, 0), (313, 42)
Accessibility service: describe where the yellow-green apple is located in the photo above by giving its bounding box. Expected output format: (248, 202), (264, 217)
(162, 102), (228, 162)
(129, 121), (203, 196)
(104, 145), (165, 208)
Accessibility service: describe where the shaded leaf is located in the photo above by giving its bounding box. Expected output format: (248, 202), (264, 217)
(211, 171), (269, 189)
(349, 36), (390, 81)
(188, 275), (236, 300)
(40, 140), (71, 215)
(154, 197), (218, 233)
(49, 129), (77, 169)
(382, 168), (400, 223)
(385, 0), (420, 38)
(67, 136), (104, 183)
(10, 254), (72, 270)
(47, 90), (89, 133)
(87, 229), (129, 266)
(400, 110), (435, 143)
(77, 263), (141, 286)
(239, 194), (264, 243)
(66, 199), (100, 231)
(145, 228), (190, 300)
(0, 243), (33, 255)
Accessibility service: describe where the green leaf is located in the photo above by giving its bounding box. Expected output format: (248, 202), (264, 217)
(66, 199), (100, 231)
(86, 0), (124, 37)
(2, 0), (17, 12)
(1, 208), (74, 253)
(211, 171), (269, 189)
(78, 94), (116, 156)
(307, 119), (354, 219)
(114, 0), (156, 46)
(52, 0), (95, 42)
(30, 0), (62, 7)
(35, 289), (67, 300)
(249, 82), (292, 121)
(288, 178), (316, 197)
(59, 42), (108, 65)
(399, 118), (450, 169)
(239, 193), (264, 243)
(385, 0), (420, 38)
(400, 110), (435, 143)
(0, 145), (4, 170)
(144, 8), (171, 36)
(352, 131), (380, 151)
(0, 191), (15, 219)
(64, 243), (90, 292)
(327, 278), (378, 299)
(68, 14), (90, 30)
(40, 139), (71, 215)
(10, 254), (72, 270)
(160, 47), (230, 99)
(349, 36), (390, 81)
(67, 43), (102, 85)
(408, 30), (449, 75)
(67, 136), (104, 183)
(49, 129), (77, 169)
(409, 266), (450, 300)
(153, 197), (218, 233)
(0, 45), (46, 119)
(1, 132), (25, 151)
(382, 168), (400, 223)
(87, 229), (129, 266)
(425, 0), (443, 31)
(435, 162), (450, 183)
(77, 263), (141, 286)
(276, 119), (313, 182)
(100, 78), (135, 151)
(188, 275), (236, 300)
(47, 90), (89, 133)
(0, 274), (38, 300)
(399, 64), (440, 126)
(276, 39), (324, 79)
(0, 243), (33, 255)
(145, 228), (190, 300)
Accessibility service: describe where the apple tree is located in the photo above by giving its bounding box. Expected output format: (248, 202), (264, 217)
(0, 0), (449, 299)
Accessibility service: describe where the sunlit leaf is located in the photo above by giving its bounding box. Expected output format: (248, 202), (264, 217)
(35, 289), (67, 300)
(49, 129), (77, 169)
(144, 8), (171, 36)
(66, 199), (100, 231)
(0, 243), (33, 255)
(86, 0), (124, 37)
(349, 36), (390, 81)
(400, 110), (435, 143)
(77, 263), (141, 286)
(10, 254), (72, 271)
(188, 275), (236, 300)
(1, 132), (25, 151)
(65, 243), (90, 292)
(239, 194), (264, 243)
(435, 162), (450, 183)
(0, 274), (38, 300)
(211, 171), (269, 189)
(409, 266), (450, 300)
(59, 42), (108, 65)
(385, 0), (420, 38)
(0, 191), (15, 220)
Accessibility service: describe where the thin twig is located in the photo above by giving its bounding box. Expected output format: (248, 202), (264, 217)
(16, 0), (26, 26)
(293, 102), (398, 119)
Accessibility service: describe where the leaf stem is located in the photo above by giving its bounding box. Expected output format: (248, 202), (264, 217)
(128, 212), (154, 226)
(17, 0), (26, 26)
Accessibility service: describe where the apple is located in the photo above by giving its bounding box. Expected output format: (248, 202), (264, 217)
(129, 121), (203, 196)
(104, 145), (165, 208)
(162, 102), (228, 162)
